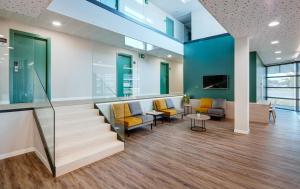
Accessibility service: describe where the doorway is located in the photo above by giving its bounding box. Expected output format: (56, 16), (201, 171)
(160, 62), (169, 94)
(9, 30), (50, 103)
(117, 54), (133, 97)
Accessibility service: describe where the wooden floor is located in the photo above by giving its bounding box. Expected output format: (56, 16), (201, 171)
(1, 110), (300, 189)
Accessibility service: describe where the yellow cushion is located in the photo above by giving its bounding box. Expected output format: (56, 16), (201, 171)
(195, 107), (209, 113)
(199, 98), (213, 108)
(112, 103), (131, 119)
(116, 117), (143, 127)
(154, 99), (167, 111)
(161, 109), (177, 116)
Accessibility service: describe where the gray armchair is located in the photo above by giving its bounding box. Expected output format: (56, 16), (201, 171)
(207, 99), (226, 118)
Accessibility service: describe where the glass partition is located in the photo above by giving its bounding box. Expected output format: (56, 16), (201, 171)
(0, 40), (12, 106)
(32, 68), (55, 172)
(88, 0), (185, 42)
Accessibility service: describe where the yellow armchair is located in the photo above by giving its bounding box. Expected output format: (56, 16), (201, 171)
(195, 98), (213, 113)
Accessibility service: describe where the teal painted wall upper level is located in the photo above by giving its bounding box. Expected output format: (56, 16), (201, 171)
(184, 34), (235, 100)
(250, 51), (266, 102)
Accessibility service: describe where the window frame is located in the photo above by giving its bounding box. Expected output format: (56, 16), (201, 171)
(266, 62), (300, 112)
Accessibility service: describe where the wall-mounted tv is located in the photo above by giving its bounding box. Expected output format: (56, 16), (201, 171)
(203, 75), (228, 89)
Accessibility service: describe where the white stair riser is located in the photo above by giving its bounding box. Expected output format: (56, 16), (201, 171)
(56, 111), (99, 120)
(56, 116), (105, 125)
(52, 104), (124, 177)
(56, 143), (124, 177)
(54, 104), (94, 111)
(55, 109), (99, 116)
(55, 128), (114, 145)
(56, 133), (117, 158)
(55, 125), (111, 139)
(42, 120), (109, 135)
(56, 123), (111, 133)
(56, 117), (105, 126)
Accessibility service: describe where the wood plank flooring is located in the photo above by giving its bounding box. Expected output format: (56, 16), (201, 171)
(1, 110), (300, 189)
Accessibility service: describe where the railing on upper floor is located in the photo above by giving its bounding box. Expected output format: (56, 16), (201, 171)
(86, 0), (184, 43)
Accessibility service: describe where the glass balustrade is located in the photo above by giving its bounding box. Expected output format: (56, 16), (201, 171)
(32, 68), (56, 173)
(88, 0), (185, 42)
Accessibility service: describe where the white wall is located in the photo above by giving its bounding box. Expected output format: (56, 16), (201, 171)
(48, 0), (184, 55)
(0, 110), (50, 171)
(191, 7), (227, 40)
(119, 0), (185, 42)
(0, 19), (183, 102)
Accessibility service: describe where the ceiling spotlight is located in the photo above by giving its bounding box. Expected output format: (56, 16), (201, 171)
(268, 21), (280, 27)
(167, 54), (172, 58)
(52, 21), (62, 27)
(275, 51), (281, 54)
(276, 57), (282, 60)
(271, 40), (279, 45)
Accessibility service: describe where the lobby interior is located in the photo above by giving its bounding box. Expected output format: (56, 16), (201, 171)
(0, 0), (300, 188)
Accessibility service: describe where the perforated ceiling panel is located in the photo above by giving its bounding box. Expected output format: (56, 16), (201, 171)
(199, 0), (300, 65)
(0, 0), (52, 17)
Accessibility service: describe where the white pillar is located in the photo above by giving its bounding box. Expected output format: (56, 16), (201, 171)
(234, 37), (250, 134)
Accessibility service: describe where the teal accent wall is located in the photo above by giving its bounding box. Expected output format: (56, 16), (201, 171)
(250, 51), (266, 102)
(184, 34), (235, 100)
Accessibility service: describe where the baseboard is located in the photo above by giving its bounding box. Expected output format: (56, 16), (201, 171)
(234, 129), (250, 134)
(0, 147), (35, 160)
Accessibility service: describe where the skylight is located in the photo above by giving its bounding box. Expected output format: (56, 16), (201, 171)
(125, 36), (145, 50)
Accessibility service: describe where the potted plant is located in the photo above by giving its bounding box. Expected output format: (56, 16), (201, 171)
(183, 94), (190, 105)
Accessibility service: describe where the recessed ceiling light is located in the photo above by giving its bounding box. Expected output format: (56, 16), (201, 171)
(167, 54), (172, 58)
(275, 51), (281, 54)
(0, 34), (4, 38)
(52, 21), (61, 27)
(271, 40), (279, 45)
(276, 57), (282, 60)
(268, 21), (280, 27)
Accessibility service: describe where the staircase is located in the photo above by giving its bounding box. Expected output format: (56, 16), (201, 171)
(54, 104), (124, 177)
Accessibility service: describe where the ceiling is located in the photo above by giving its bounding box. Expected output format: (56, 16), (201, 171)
(199, 0), (300, 65)
(0, 0), (52, 17)
(0, 8), (182, 62)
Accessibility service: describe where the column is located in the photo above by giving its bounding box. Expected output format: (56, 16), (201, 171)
(234, 37), (250, 134)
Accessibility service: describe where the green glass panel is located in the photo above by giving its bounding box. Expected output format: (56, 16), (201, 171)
(117, 54), (132, 97)
(166, 17), (174, 38)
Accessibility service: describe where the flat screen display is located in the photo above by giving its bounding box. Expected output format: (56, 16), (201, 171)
(203, 75), (228, 89)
